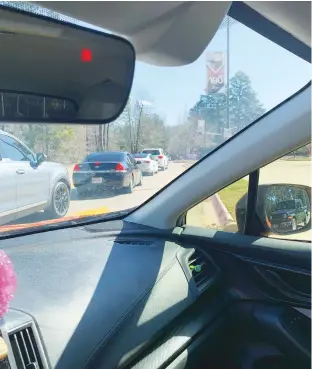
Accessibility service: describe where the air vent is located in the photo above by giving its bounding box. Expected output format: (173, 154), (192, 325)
(9, 326), (43, 369)
(188, 249), (217, 293)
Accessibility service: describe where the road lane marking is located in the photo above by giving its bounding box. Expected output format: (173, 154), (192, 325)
(71, 206), (110, 217)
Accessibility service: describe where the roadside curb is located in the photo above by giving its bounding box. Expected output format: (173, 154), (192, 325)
(211, 193), (234, 226)
(71, 207), (110, 217)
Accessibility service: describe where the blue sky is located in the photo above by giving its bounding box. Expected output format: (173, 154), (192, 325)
(131, 16), (311, 126)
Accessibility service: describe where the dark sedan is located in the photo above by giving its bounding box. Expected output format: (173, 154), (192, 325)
(72, 152), (143, 196)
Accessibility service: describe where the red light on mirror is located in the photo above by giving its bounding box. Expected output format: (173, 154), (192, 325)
(81, 48), (92, 62)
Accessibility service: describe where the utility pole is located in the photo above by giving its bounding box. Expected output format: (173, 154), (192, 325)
(217, 16), (237, 139)
(226, 16), (230, 131)
(135, 100), (144, 153)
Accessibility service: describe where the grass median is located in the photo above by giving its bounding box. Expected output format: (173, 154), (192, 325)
(186, 178), (248, 228)
(218, 178), (248, 221)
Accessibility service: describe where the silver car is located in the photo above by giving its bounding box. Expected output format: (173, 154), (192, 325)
(0, 130), (71, 225)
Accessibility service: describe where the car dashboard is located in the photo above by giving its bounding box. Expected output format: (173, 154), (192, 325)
(0, 220), (310, 369)
(0, 220), (224, 369)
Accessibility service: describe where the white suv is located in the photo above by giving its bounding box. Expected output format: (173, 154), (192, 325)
(141, 148), (168, 171)
(0, 130), (71, 225)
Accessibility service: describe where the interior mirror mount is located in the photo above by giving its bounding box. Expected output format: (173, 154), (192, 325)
(0, 5), (135, 124)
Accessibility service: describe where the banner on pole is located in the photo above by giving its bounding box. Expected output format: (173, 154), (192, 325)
(206, 52), (225, 94)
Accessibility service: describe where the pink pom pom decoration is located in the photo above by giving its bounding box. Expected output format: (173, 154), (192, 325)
(0, 250), (17, 318)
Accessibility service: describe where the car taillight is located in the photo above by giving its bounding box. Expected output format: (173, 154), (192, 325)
(73, 164), (80, 171)
(116, 162), (126, 171)
(145, 160), (150, 163)
(94, 162), (101, 166)
(158, 155), (163, 159)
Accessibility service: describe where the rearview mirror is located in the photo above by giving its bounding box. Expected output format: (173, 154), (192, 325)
(236, 184), (311, 236)
(0, 6), (135, 124)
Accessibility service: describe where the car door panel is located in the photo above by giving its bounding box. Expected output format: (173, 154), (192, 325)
(16, 162), (49, 210)
(122, 228), (310, 369)
(0, 134), (49, 211)
(0, 159), (17, 224)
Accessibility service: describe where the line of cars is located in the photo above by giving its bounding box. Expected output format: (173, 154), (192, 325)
(72, 148), (170, 196)
(0, 129), (171, 226)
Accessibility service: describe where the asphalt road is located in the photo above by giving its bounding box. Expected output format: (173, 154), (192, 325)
(67, 162), (187, 216)
(6, 162), (188, 225)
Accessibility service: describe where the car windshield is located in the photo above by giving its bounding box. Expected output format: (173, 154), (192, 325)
(0, 4), (310, 236)
(276, 201), (296, 211)
(133, 154), (148, 158)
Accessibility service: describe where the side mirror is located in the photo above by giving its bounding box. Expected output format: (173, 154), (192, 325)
(235, 184), (311, 236)
(35, 153), (47, 167)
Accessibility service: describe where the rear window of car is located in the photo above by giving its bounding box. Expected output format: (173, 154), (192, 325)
(85, 152), (125, 162)
(142, 150), (160, 155)
(133, 153), (148, 158)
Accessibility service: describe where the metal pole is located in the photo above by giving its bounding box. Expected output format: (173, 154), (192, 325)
(226, 16), (230, 131)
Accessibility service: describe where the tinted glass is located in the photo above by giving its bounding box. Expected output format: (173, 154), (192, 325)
(85, 152), (125, 162)
(142, 150), (160, 155)
(275, 200), (296, 210)
(133, 153), (148, 158)
(0, 134), (28, 161)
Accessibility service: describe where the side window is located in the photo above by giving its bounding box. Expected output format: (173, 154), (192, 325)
(0, 134), (29, 161)
(186, 177), (248, 233)
(185, 144), (311, 242)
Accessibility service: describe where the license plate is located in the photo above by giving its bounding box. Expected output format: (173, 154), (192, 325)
(92, 177), (103, 184)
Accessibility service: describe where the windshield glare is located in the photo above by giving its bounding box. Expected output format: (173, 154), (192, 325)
(0, 11), (310, 237)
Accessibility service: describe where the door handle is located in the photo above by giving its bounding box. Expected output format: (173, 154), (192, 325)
(16, 169), (25, 175)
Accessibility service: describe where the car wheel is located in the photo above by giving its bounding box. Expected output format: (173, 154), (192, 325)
(125, 177), (134, 194)
(46, 181), (70, 218)
(291, 218), (297, 231)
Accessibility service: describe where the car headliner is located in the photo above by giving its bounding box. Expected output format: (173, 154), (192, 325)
(33, 1), (311, 66)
